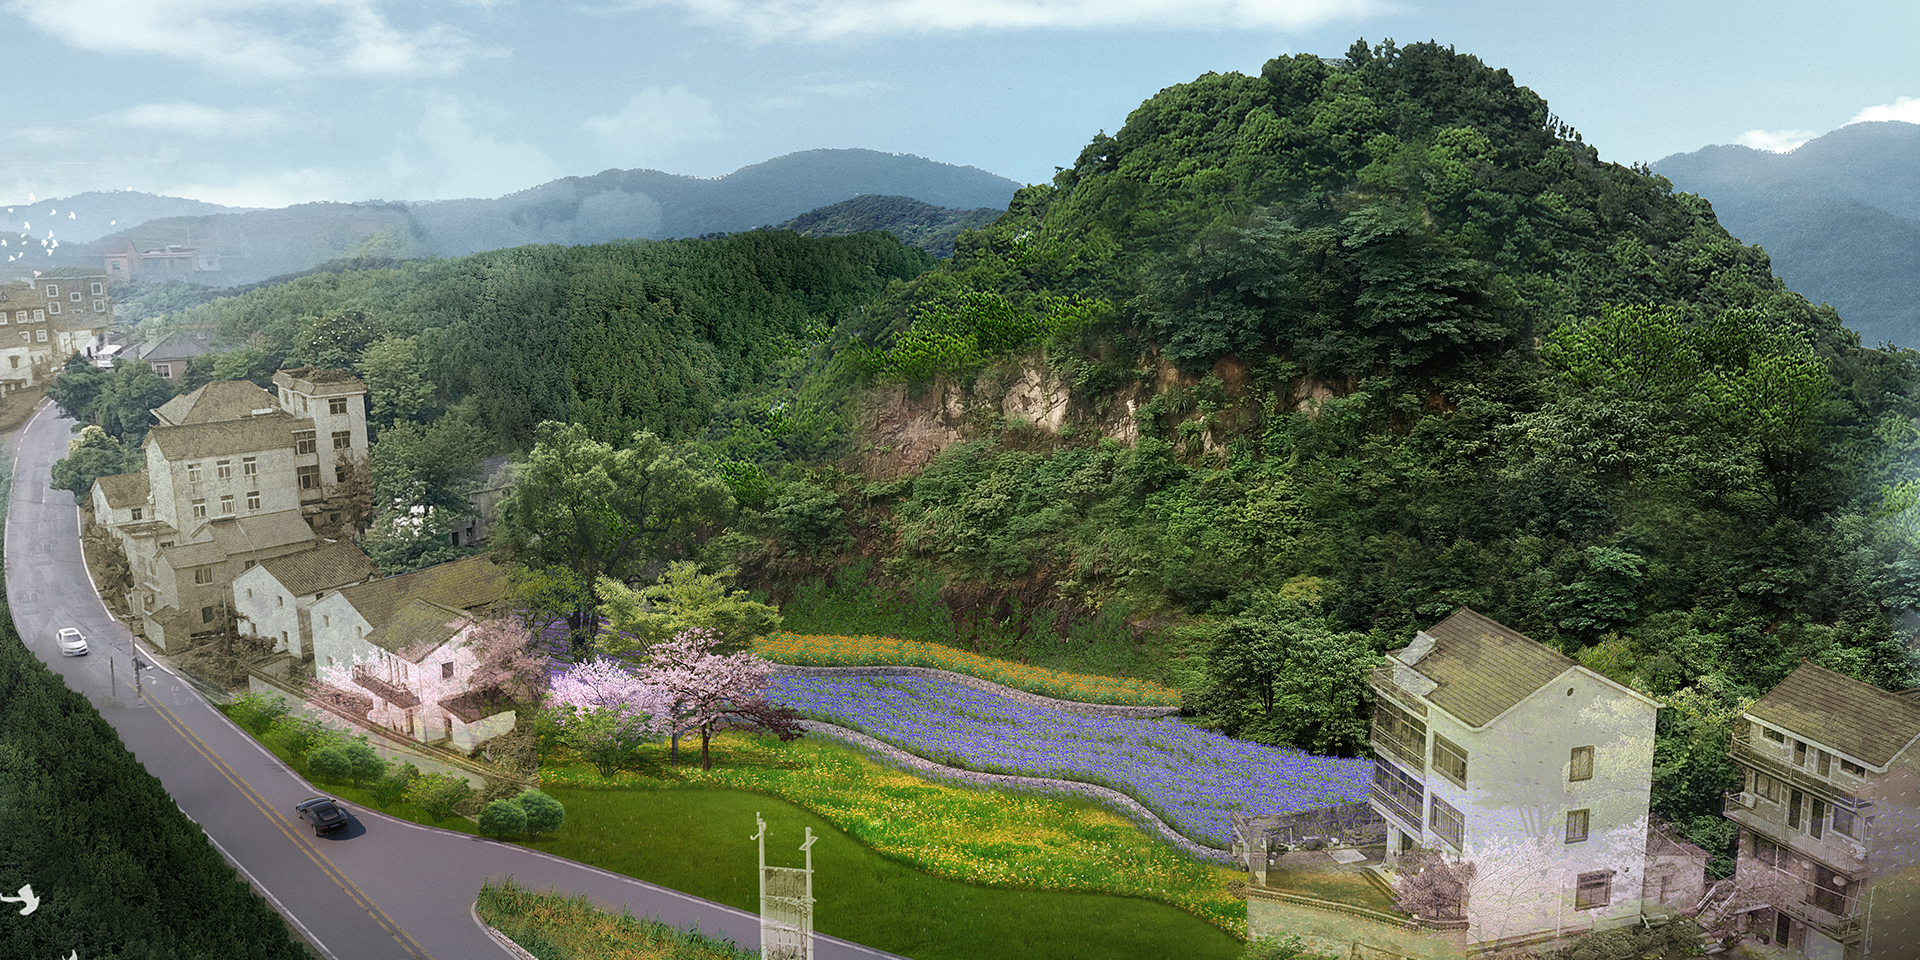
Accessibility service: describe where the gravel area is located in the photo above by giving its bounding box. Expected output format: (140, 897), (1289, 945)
(797, 718), (1236, 865)
(769, 664), (1181, 717)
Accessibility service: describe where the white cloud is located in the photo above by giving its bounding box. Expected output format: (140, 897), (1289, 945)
(583, 86), (724, 166)
(115, 102), (283, 136)
(623, 0), (1388, 41)
(1735, 128), (1816, 153)
(797, 80), (892, 98)
(393, 93), (564, 200)
(162, 168), (363, 208)
(1847, 96), (1920, 125)
(5, 0), (501, 78)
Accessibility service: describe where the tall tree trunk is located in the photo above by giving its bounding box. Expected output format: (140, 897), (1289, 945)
(700, 722), (713, 770)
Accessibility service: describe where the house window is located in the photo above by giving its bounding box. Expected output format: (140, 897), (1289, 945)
(1372, 696), (1427, 768)
(1764, 727), (1786, 743)
(91, 282), (103, 295)
(93, 300), (105, 312)
(187, 463), (203, 483)
(442, 661), (455, 679)
(12, 312), (21, 323)
(46, 302), (58, 315)
(1755, 834), (1784, 866)
(194, 566), (213, 584)
(31, 310), (41, 321)
(1811, 865), (1849, 915)
(1753, 771), (1778, 801)
(242, 456), (257, 477)
(216, 459), (232, 479)
(246, 490), (260, 510)
(1840, 758), (1866, 777)
(130, 507), (142, 521)
(192, 498), (207, 519)
(1794, 740), (1809, 766)
(1569, 745), (1594, 782)
(1575, 870), (1613, 910)
(322, 615), (330, 627)
(1832, 802), (1857, 839)
(219, 494), (233, 515)
(243, 560), (254, 569)
(69, 291), (81, 302)
(332, 429), (351, 450)
(1372, 759), (1424, 830)
(1818, 750), (1832, 777)
(329, 396), (348, 415)
(246, 588), (253, 598)
(201, 605), (215, 623)
(297, 465), (320, 489)
(277, 595), (284, 607)
(44, 284), (56, 297)
(35, 329), (45, 342)
(1565, 809), (1590, 843)
(154, 363), (171, 378)
(294, 430), (316, 455)
(1810, 798), (1827, 839)
(1431, 795), (1464, 851)
(1432, 734), (1468, 787)
(1789, 789), (1804, 830)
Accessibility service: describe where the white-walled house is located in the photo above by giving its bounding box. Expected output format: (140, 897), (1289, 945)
(232, 539), (381, 659)
(1721, 662), (1920, 960)
(307, 554), (512, 749)
(1368, 608), (1664, 949)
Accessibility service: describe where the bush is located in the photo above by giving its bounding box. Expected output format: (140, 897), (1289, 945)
(514, 789), (565, 839)
(1246, 934), (1341, 960)
(307, 745), (353, 782)
(229, 693), (291, 733)
(405, 772), (476, 822)
(370, 760), (419, 805)
(344, 737), (385, 786)
(267, 714), (338, 761)
(479, 798), (527, 838)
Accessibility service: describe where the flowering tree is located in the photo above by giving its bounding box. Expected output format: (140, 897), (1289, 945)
(1393, 848), (1476, 921)
(546, 657), (670, 776)
(636, 628), (805, 770)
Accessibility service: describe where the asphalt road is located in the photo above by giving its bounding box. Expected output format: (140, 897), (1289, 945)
(5, 400), (908, 960)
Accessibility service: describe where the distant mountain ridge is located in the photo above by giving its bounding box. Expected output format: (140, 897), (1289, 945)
(1653, 121), (1920, 347)
(776, 195), (1004, 258)
(7, 149), (1022, 286)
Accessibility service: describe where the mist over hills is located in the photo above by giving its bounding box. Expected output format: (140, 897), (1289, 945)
(1654, 121), (1920, 347)
(5, 149), (1021, 287)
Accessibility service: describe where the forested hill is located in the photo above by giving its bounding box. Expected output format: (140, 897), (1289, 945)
(777, 195), (1004, 258)
(721, 40), (1920, 867)
(1654, 121), (1920, 349)
(36, 149), (1017, 286)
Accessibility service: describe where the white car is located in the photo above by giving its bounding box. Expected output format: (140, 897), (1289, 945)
(55, 627), (88, 656)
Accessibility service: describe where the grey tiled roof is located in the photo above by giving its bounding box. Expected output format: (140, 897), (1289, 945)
(1749, 661), (1920, 769)
(1393, 607), (1579, 729)
(256, 539), (378, 598)
(367, 597), (472, 662)
(147, 413), (301, 460)
(334, 554), (505, 638)
(92, 472), (149, 509)
(153, 380), (279, 426)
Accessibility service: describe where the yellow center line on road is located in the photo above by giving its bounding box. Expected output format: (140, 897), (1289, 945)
(143, 692), (435, 960)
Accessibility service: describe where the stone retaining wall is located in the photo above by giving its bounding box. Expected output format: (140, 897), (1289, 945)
(769, 665), (1181, 717)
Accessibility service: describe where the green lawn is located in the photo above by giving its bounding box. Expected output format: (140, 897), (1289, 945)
(526, 785), (1247, 960)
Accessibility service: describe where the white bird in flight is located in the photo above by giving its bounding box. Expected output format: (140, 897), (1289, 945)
(0, 883), (37, 915)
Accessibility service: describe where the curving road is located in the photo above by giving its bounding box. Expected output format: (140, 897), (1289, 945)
(5, 400), (907, 960)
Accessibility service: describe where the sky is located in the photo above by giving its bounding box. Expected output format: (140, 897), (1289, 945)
(1, 0), (1916, 209)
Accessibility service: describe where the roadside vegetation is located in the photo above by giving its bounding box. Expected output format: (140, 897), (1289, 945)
(477, 877), (756, 960)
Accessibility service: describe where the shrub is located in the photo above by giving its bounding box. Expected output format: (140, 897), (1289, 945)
(370, 760), (419, 805)
(479, 799), (527, 838)
(307, 745), (353, 782)
(514, 789), (565, 839)
(229, 693), (291, 733)
(406, 772), (476, 822)
(1246, 934), (1341, 960)
(343, 737), (385, 786)
(266, 714), (330, 759)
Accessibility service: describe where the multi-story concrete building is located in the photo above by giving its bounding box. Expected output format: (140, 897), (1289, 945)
(1721, 661), (1920, 960)
(91, 371), (371, 649)
(0, 272), (113, 391)
(1368, 607), (1666, 949)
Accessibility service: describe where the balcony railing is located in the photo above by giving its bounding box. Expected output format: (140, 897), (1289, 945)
(1724, 802), (1870, 875)
(1370, 721), (1425, 771)
(1369, 783), (1422, 833)
(1730, 733), (1849, 804)
(351, 664), (420, 708)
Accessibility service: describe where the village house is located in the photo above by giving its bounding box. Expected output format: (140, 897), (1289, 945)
(89, 370), (371, 650)
(102, 240), (221, 280)
(126, 328), (220, 381)
(0, 272), (113, 392)
(448, 454), (512, 547)
(1367, 608), (1668, 949)
(307, 554), (513, 749)
(232, 539), (381, 661)
(1720, 661), (1920, 960)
